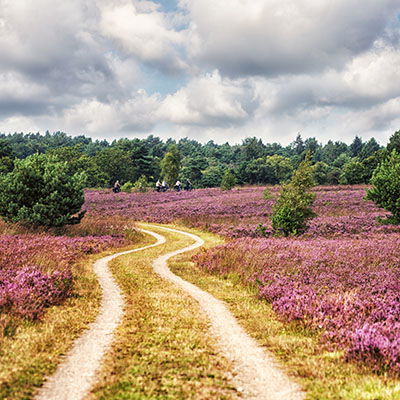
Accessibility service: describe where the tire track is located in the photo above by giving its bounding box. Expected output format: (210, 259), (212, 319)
(35, 230), (165, 400)
(148, 225), (304, 400)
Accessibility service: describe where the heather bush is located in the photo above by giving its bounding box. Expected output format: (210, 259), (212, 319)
(0, 232), (129, 321)
(0, 153), (86, 227)
(366, 150), (400, 223)
(193, 235), (400, 374)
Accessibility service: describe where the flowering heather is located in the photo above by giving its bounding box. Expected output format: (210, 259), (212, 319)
(0, 234), (127, 320)
(193, 234), (400, 374)
(85, 186), (399, 238)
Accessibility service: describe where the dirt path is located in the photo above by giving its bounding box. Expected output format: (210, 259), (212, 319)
(35, 225), (303, 400)
(148, 225), (304, 400)
(35, 231), (165, 400)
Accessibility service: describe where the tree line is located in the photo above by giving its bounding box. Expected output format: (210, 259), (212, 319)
(1, 130), (400, 189)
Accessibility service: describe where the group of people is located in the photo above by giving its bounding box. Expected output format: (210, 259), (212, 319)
(112, 178), (193, 193)
(155, 179), (192, 192)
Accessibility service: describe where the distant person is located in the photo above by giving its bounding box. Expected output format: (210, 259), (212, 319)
(175, 180), (181, 192)
(156, 180), (162, 192)
(184, 179), (192, 191)
(113, 180), (121, 193)
(161, 180), (168, 192)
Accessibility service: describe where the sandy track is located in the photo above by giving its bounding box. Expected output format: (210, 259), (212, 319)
(35, 225), (303, 400)
(149, 225), (304, 400)
(35, 230), (165, 400)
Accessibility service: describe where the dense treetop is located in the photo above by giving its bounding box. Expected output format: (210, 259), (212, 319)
(0, 130), (398, 188)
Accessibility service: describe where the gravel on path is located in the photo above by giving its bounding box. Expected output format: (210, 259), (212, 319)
(35, 231), (165, 400)
(149, 225), (304, 400)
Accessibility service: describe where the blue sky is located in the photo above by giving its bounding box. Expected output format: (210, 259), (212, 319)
(0, 0), (399, 145)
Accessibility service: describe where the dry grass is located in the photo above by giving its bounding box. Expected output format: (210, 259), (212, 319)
(0, 255), (101, 400)
(170, 228), (400, 400)
(86, 225), (238, 400)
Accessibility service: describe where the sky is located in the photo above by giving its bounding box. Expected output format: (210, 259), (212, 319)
(0, 0), (400, 145)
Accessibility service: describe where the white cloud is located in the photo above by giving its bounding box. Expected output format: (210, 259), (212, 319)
(63, 91), (161, 137)
(158, 71), (255, 126)
(98, 0), (188, 73)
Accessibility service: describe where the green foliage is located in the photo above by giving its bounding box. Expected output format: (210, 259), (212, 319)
(263, 188), (273, 199)
(0, 154), (86, 227)
(313, 161), (331, 185)
(160, 144), (181, 185)
(339, 159), (367, 184)
(220, 169), (236, 190)
(0, 157), (14, 174)
(133, 175), (149, 192)
(94, 147), (134, 186)
(201, 166), (224, 188)
(387, 130), (400, 154)
(366, 150), (400, 223)
(290, 152), (316, 189)
(350, 136), (363, 157)
(359, 138), (381, 160)
(243, 155), (292, 184)
(121, 181), (134, 193)
(48, 145), (107, 187)
(271, 154), (316, 236)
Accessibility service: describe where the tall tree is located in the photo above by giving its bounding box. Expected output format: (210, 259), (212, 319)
(387, 130), (400, 154)
(359, 138), (380, 160)
(350, 136), (363, 157)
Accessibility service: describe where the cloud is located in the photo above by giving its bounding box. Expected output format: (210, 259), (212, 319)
(183, 0), (400, 77)
(158, 71), (256, 126)
(0, 0), (399, 147)
(62, 91), (161, 137)
(98, 0), (188, 73)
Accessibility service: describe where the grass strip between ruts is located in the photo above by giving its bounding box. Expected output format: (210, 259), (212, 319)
(0, 234), (151, 400)
(86, 224), (238, 400)
(168, 227), (400, 400)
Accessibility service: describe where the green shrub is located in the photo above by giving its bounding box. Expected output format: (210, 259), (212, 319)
(366, 150), (400, 223)
(121, 181), (134, 192)
(0, 154), (86, 227)
(271, 184), (316, 236)
(263, 188), (273, 199)
(271, 153), (316, 236)
(133, 175), (149, 192)
(220, 169), (236, 190)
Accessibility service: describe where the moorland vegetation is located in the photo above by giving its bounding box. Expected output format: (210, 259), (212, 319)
(1, 129), (400, 398)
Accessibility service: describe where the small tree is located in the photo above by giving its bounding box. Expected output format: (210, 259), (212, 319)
(220, 169), (236, 190)
(160, 144), (181, 185)
(133, 175), (149, 192)
(366, 150), (400, 223)
(0, 154), (86, 227)
(271, 153), (316, 236)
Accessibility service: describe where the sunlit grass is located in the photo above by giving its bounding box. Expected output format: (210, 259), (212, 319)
(87, 225), (238, 400)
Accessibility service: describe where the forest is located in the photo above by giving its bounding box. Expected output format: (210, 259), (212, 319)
(1, 129), (398, 189)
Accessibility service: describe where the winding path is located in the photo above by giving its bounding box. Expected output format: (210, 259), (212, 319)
(149, 225), (304, 400)
(35, 230), (165, 400)
(35, 225), (303, 400)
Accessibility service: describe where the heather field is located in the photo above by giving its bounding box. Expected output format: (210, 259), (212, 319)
(86, 186), (400, 376)
(0, 216), (139, 329)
